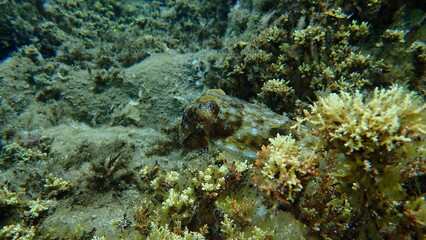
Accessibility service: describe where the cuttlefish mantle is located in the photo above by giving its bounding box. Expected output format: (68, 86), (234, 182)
(180, 89), (310, 159)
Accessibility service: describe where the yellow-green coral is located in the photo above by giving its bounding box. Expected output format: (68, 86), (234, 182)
(297, 85), (426, 153)
(324, 7), (350, 19)
(220, 213), (276, 240)
(205, 1), (424, 120)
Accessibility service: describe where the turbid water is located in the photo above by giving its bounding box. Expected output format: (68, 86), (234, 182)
(0, 0), (424, 239)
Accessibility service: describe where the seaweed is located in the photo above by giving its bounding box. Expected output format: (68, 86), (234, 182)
(254, 85), (426, 239)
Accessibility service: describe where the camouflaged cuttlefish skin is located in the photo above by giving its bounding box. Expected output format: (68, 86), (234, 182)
(180, 89), (311, 159)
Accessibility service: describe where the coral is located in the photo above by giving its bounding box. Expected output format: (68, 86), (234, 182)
(158, 158), (251, 227)
(259, 79), (293, 97)
(248, 226), (275, 240)
(220, 214), (236, 238)
(347, 20), (370, 39)
(215, 196), (256, 231)
(0, 0), (424, 239)
(137, 150), (288, 239)
(220, 214), (275, 240)
(165, 171), (181, 186)
(410, 41), (426, 63)
(381, 29), (407, 43)
(0, 186), (55, 236)
(293, 25), (326, 46)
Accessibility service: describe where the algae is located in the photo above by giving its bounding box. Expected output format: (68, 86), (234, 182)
(0, 0), (424, 239)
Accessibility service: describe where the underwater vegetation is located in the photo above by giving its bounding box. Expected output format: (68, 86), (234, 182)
(203, 0), (425, 117)
(0, 0), (424, 239)
(254, 85), (426, 239)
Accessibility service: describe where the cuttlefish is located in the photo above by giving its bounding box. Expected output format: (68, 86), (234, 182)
(180, 89), (312, 159)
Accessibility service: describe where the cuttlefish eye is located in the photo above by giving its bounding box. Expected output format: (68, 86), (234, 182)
(197, 100), (220, 119)
(198, 101), (214, 110)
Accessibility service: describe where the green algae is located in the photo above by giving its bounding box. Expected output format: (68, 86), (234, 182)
(255, 85), (426, 239)
(0, 0), (424, 239)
